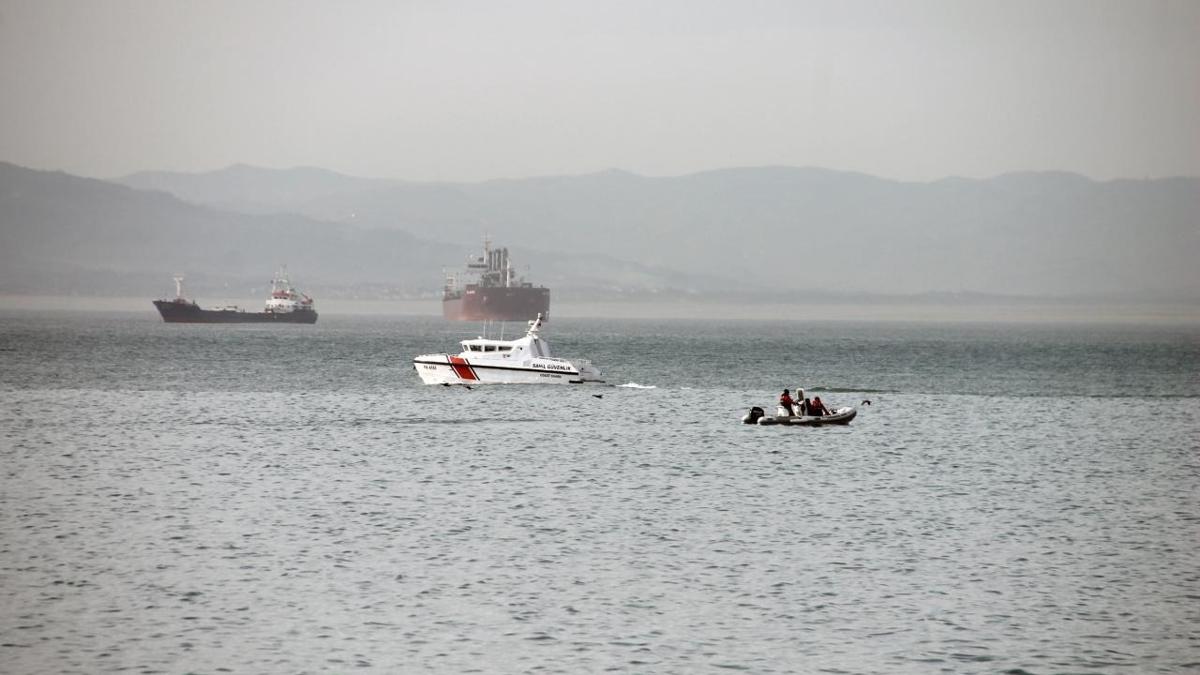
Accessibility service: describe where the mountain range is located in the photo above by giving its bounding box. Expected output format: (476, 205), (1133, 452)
(1, 162), (732, 299)
(2, 160), (1196, 303)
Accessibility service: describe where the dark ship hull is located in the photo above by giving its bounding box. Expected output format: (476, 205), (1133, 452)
(154, 300), (318, 324)
(442, 285), (550, 322)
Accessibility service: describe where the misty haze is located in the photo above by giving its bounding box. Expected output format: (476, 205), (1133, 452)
(1, 2), (1197, 674)
(2, 161), (1197, 317)
(1, 0), (1197, 319)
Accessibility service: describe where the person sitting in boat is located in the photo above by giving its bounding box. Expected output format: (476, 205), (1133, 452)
(810, 396), (831, 416)
(800, 397), (812, 416)
(779, 389), (796, 416)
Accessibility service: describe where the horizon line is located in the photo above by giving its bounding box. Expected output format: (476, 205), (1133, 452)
(3, 158), (1197, 187)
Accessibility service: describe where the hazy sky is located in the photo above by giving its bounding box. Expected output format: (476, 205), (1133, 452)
(1, 0), (1196, 182)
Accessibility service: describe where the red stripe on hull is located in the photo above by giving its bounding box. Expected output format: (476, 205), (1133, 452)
(448, 356), (478, 381)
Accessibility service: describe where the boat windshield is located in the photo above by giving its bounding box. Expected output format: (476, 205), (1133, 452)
(463, 341), (514, 354)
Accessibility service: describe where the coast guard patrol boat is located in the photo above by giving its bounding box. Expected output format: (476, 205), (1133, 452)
(413, 314), (602, 385)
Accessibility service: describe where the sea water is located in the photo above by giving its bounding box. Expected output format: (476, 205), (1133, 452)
(0, 312), (1197, 674)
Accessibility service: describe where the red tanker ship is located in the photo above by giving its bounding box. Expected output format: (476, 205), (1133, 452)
(442, 239), (550, 322)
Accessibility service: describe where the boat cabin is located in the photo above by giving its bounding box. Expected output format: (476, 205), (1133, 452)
(460, 334), (552, 359)
(456, 314), (555, 361)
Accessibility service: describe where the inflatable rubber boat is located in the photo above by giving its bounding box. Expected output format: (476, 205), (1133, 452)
(742, 405), (857, 426)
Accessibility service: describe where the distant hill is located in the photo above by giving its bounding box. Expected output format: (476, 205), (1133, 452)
(116, 164), (1200, 299)
(0, 162), (743, 299)
(118, 163), (393, 215)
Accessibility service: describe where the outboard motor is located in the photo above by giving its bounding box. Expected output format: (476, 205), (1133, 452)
(741, 406), (765, 424)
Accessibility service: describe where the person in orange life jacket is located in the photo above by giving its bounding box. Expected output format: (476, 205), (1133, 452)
(779, 389), (796, 416)
(810, 396), (830, 416)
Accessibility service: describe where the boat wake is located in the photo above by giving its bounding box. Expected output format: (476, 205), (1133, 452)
(401, 417), (546, 425)
(806, 386), (899, 394)
(617, 382), (657, 389)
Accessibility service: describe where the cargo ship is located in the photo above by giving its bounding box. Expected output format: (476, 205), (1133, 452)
(442, 239), (550, 321)
(153, 268), (318, 324)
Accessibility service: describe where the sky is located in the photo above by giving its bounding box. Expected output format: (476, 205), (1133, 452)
(1, 0), (1197, 183)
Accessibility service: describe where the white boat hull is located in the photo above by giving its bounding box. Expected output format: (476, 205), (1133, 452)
(412, 313), (602, 386)
(413, 354), (602, 385)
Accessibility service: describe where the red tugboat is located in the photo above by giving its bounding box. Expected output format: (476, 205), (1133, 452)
(153, 268), (318, 323)
(442, 238), (550, 322)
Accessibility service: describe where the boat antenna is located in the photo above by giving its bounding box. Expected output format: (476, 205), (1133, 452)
(526, 313), (543, 336)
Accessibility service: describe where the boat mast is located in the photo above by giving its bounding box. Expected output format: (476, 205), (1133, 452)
(478, 319), (508, 340)
(173, 275), (186, 300)
(273, 265), (290, 293)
